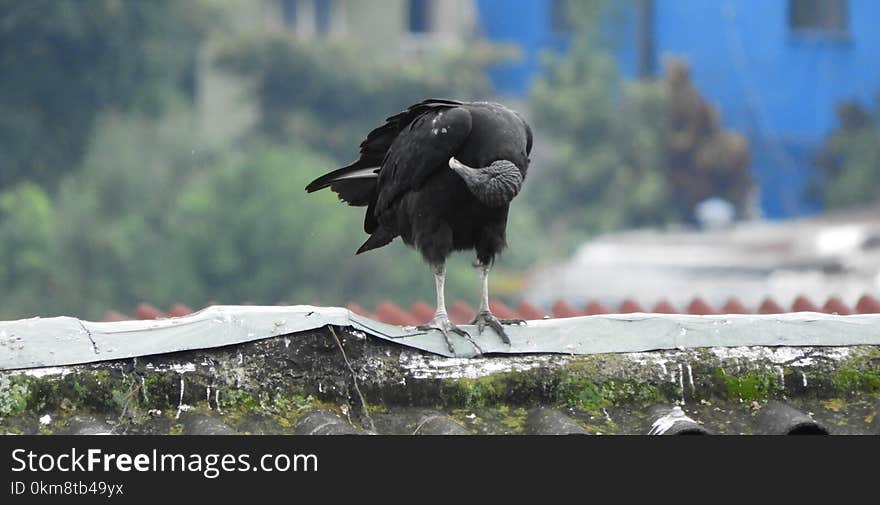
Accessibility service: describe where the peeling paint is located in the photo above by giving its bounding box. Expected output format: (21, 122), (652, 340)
(708, 346), (852, 366)
(400, 354), (570, 379)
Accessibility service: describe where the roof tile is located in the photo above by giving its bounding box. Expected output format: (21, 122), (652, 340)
(720, 298), (749, 314)
(856, 295), (880, 314)
(552, 300), (582, 318)
(686, 297), (715, 315)
(584, 300), (611, 315)
(791, 295), (820, 312)
(449, 300), (476, 325)
(135, 303), (165, 320)
(822, 297), (852, 315)
(111, 293), (880, 323)
(516, 301), (546, 320)
(758, 297), (785, 314)
(652, 300), (678, 314)
(409, 301), (436, 323)
(489, 299), (519, 319)
(346, 303), (373, 318)
(168, 303), (193, 318)
(618, 299), (645, 314)
(374, 302), (418, 326)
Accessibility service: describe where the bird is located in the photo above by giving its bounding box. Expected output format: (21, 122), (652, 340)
(305, 99), (532, 354)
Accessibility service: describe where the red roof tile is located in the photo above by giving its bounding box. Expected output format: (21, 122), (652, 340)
(102, 310), (129, 322)
(618, 299), (645, 314)
(168, 303), (193, 318)
(856, 295), (880, 314)
(791, 295), (820, 312)
(758, 297), (785, 314)
(135, 303), (165, 320)
(108, 294), (880, 324)
(651, 300), (677, 314)
(409, 301), (436, 323)
(346, 303), (373, 318)
(374, 302), (418, 326)
(516, 301), (546, 320)
(687, 298), (715, 315)
(489, 299), (519, 319)
(449, 300), (476, 325)
(552, 300), (582, 318)
(822, 297), (852, 315)
(720, 298), (749, 314)
(584, 300), (611, 315)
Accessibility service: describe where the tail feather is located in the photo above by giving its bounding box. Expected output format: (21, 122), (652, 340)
(306, 98), (464, 195)
(356, 227), (395, 254)
(305, 160), (376, 193)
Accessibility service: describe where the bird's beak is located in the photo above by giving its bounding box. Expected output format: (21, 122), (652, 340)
(449, 157), (469, 171)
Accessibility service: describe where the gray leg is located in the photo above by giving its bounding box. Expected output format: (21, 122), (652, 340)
(417, 263), (482, 355)
(469, 263), (524, 344)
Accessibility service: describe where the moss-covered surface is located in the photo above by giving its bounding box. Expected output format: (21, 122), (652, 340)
(1, 326), (879, 434)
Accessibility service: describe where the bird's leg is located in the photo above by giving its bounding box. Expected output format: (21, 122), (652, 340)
(469, 263), (525, 344)
(416, 263), (482, 355)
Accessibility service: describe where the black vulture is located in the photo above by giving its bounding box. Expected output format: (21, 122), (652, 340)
(305, 99), (532, 353)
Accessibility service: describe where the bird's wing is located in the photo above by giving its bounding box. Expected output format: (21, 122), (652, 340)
(375, 106), (473, 213)
(305, 99), (466, 207)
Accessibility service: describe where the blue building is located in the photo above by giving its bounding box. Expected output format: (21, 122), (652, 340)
(475, 0), (880, 219)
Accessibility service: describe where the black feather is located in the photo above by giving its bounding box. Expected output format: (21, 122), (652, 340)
(305, 99), (532, 266)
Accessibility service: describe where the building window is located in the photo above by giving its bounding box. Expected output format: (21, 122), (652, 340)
(408, 0), (431, 33)
(281, 0), (297, 28)
(315, 0), (332, 34)
(788, 0), (848, 33)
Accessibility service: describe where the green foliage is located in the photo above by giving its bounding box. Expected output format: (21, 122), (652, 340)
(0, 0), (216, 189)
(664, 60), (752, 219)
(816, 101), (880, 209)
(41, 109), (214, 318)
(213, 33), (504, 160)
(528, 0), (750, 246)
(0, 182), (58, 314)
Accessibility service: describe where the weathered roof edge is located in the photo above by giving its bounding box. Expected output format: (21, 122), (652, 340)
(2, 305), (880, 370)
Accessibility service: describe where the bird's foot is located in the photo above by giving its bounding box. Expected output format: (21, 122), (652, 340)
(417, 316), (483, 355)
(469, 311), (524, 345)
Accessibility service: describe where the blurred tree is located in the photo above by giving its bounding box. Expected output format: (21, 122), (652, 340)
(46, 109), (215, 318)
(529, 0), (675, 242)
(0, 0), (216, 189)
(528, 0), (750, 246)
(213, 33), (507, 161)
(664, 59), (751, 221)
(816, 100), (880, 209)
(0, 182), (58, 318)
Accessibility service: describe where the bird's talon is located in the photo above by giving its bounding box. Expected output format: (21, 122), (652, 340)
(469, 311), (513, 345)
(418, 318), (482, 355)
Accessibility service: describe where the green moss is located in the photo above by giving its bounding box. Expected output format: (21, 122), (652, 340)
(0, 375), (30, 417)
(831, 367), (880, 396)
(218, 388), (260, 413)
(715, 369), (782, 401)
(558, 372), (661, 413)
(439, 366), (663, 412)
(217, 386), (322, 429)
(498, 406), (528, 433)
(455, 376), (507, 408)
